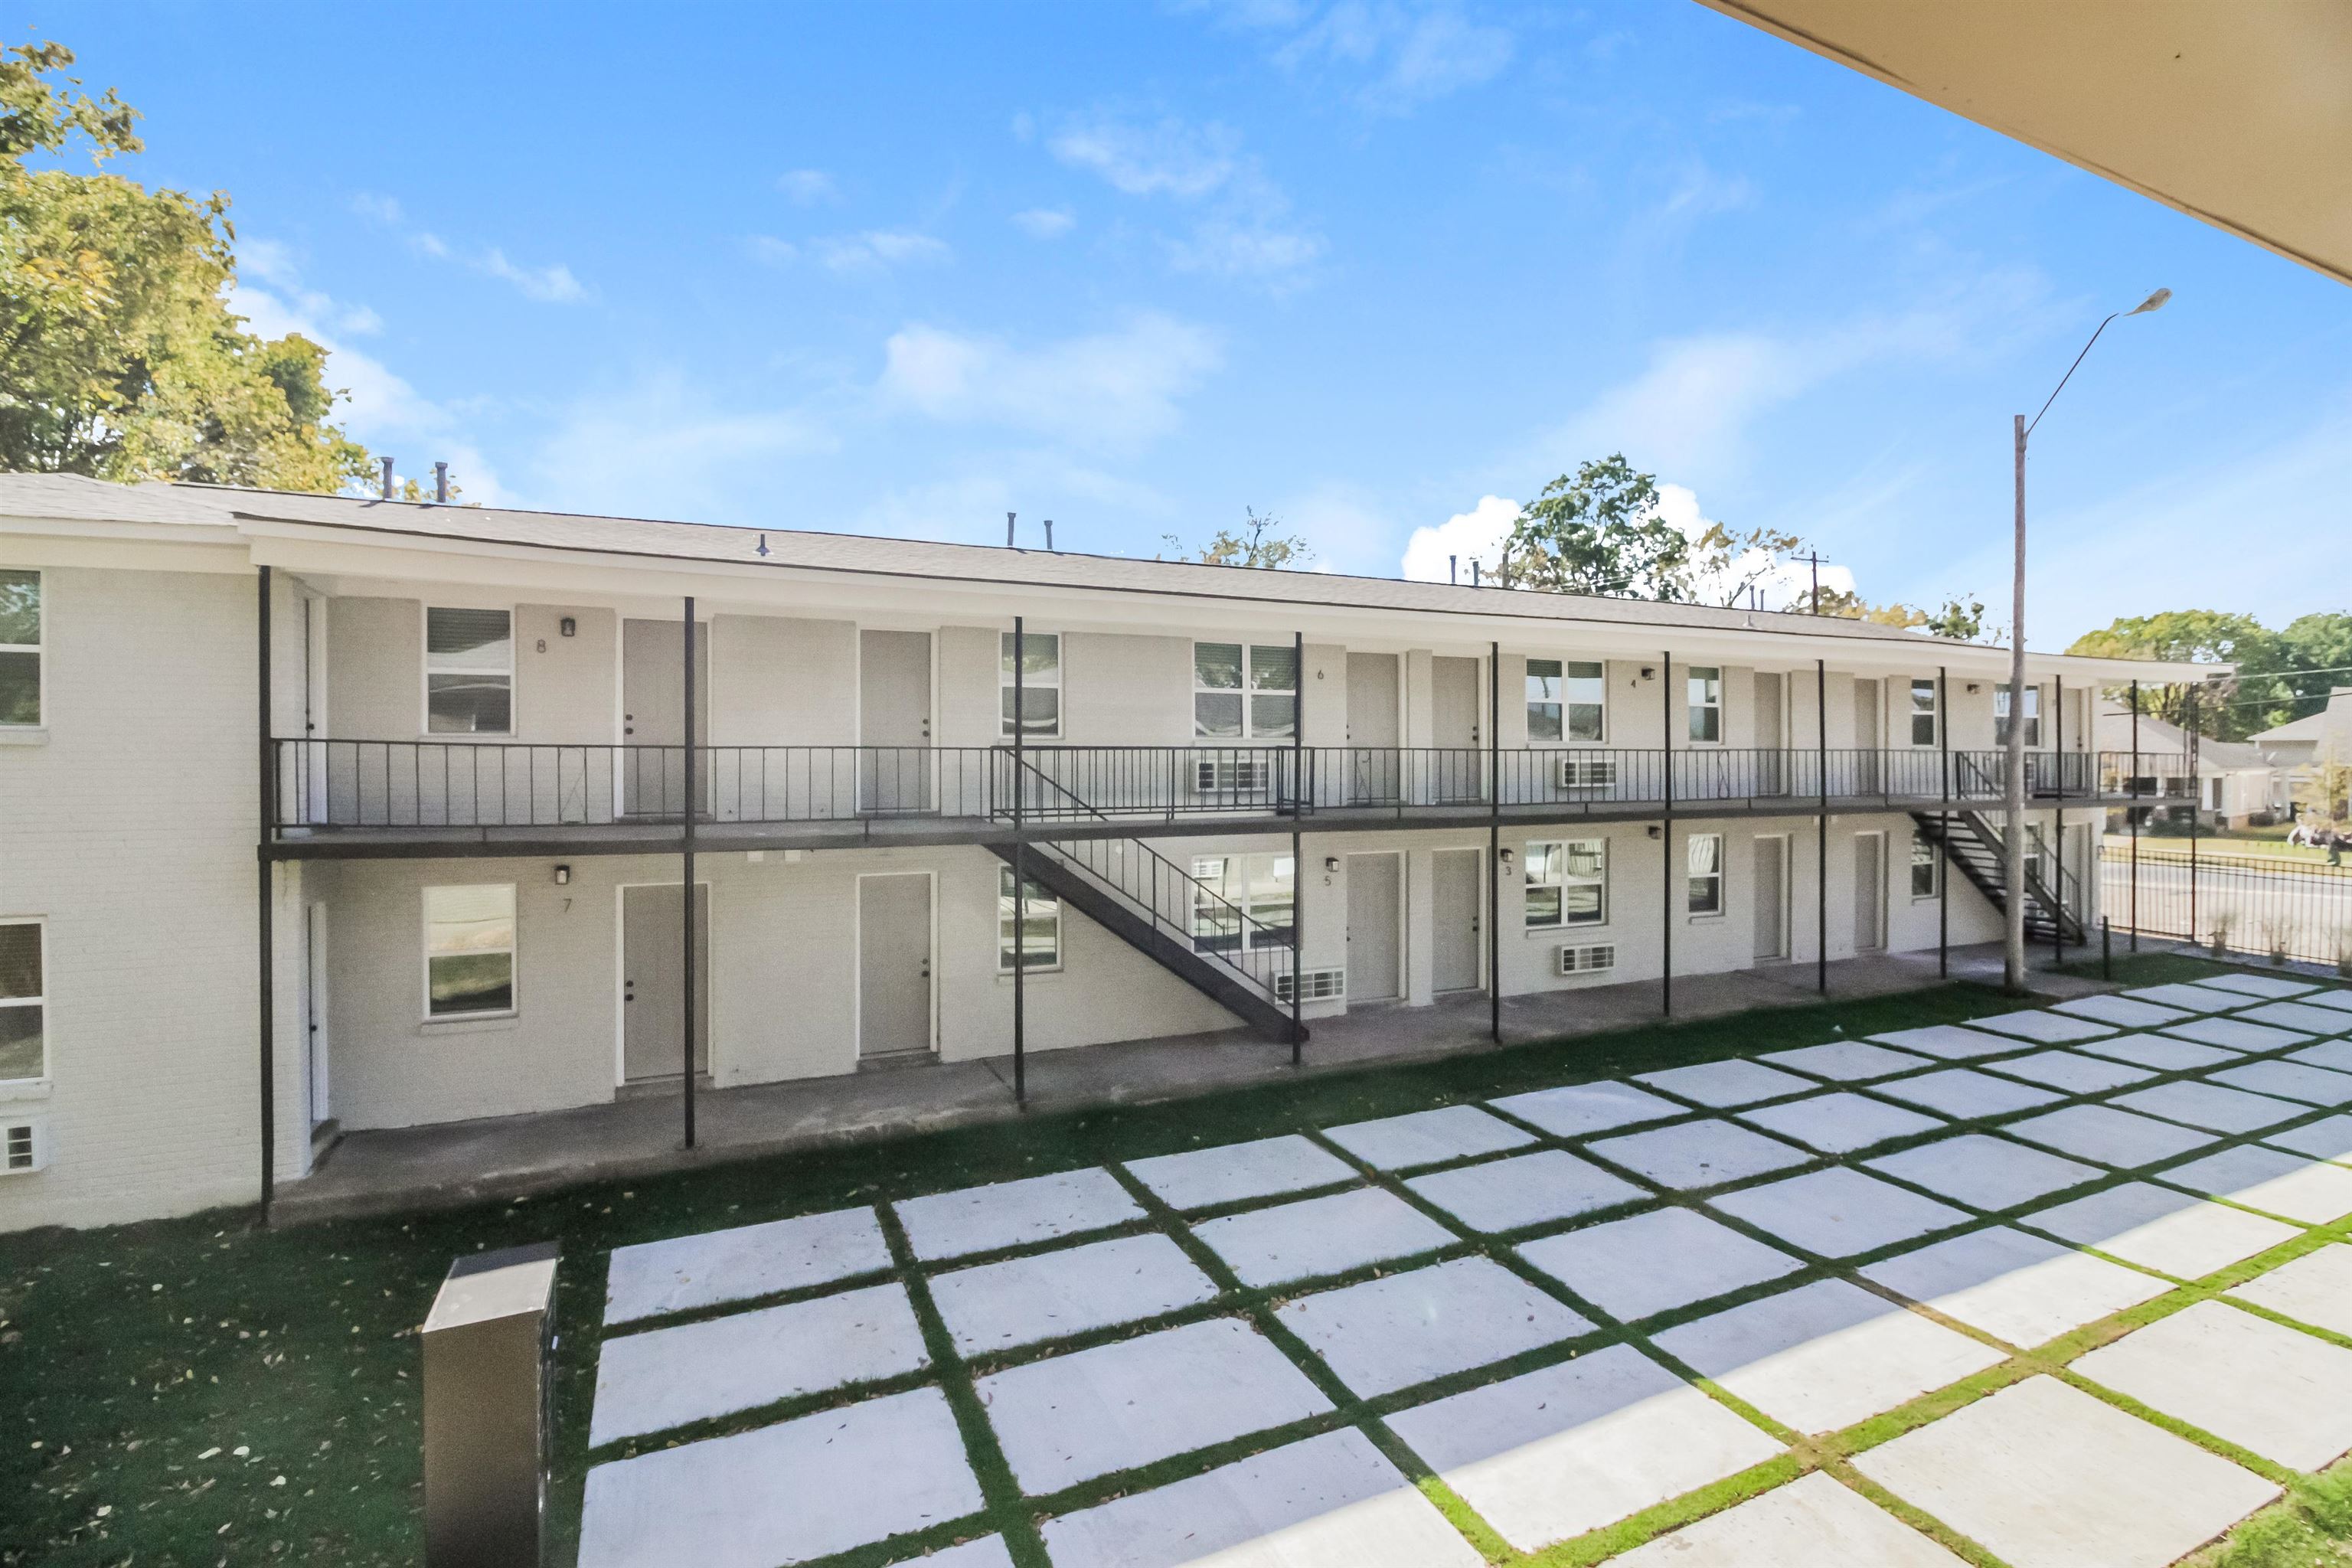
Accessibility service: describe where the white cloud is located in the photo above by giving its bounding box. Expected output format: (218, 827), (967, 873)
(1049, 116), (1241, 198)
(348, 191), (403, 225)
(1277, 2), (1514, 112)
(746, 235), (799, 266)
(1046, 113), (1321, 283)
(480, 249), (589, 304)
(814, 230), (952, 273)
(776, 168), (838, 204)
(525, 372), (834, 524)
(236, 238), (385, 338)
(877, 312), (1222, 450)
(1011, 207), (1076, 238)
(1402, 495), (1519, 582)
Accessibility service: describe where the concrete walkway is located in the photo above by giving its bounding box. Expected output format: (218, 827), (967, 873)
(278, 941), (2099, 1224)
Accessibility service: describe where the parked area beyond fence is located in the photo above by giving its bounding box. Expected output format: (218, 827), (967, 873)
(2103, 841), (2352, 969)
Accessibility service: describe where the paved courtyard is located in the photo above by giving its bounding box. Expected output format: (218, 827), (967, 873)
(574, 972), (2352, 1568)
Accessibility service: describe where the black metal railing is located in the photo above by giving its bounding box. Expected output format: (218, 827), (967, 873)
(2103, 843), (2352, 967)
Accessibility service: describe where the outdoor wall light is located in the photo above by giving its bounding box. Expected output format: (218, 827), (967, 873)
(1498, 847), (1516, 872)
(1646, 824), (1662, 840)
(553, 864), (571, 885)
(560, 616), (577, 638)
(1640, 666), (1656, 680)
(1323, 856), (1340, 874)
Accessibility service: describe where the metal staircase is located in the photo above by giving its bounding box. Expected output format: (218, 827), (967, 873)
(1911, 810), (2085, 943)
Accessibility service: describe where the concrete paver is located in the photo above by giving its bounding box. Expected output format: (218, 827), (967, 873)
(2111, 1080), (2308, 1135)
(1875, 1068), (2063, 1119)
(2158, 1144), (2352, 1225)
(1759, 1040), (1934, 1082)
(2075, 1299), (2352, 1471)
(2164, 1017), (2307, 1052)
(1385, 1345), (1784, 1552)
(1191, 1185), (1454, 1288)
(1635, 1059), (1816, 1108)
(2079, 1034), (2239, 1073)
(1966, 1009), (2115, 1044)
(894, 1168), (1143, 1263)
(1982, 1049), (2155, 1095)
(2002, 1104), (2218, 1168)
(2239, 1000), (2352, 1036)
(2298, 987), (2352, 1014)
(1122, 1135), (1354, 1212)
(1854, 1375), (2278, 1568)
(1860, 1225), (2171, 1348)
(2213, 1059), (2352, 1107)
(589, 1282), (927, 1446)
(2292, 1038), (2352, 1073)
(2125, 982), (2237, 1012)
(1871, 1023), (2030, 1060)
(1517, 1206), (1803, 1322)
(1038, 1427), (1484, 1568)
(974, 1317), (1331, 1494)
(2024, 1181), (2302, 1279)
(1708, 1167), (1972, 1258)
(1654, 1278), (2004, 1433)
(1321, 1104), (1537, 1170)
(1403, 1147), (1645, 1233)
(1864, 1134), (2102, 1212)
(2266, 1112), (2352, 1164)
(1274, 1256), (1592, 1396)
(2230, 1243), (2352, 1337)
(2197, 974), (2317, 1001)
(1739, 1091), (1944, 1155)
(917, 1538), (1015, 1568)
(1586, 1118), (1810, 1190)
(1613, 1472), (1965, 1567)
(2054, 995), (2191, 1030)
(603, 1205), (890, 1325)
(1488, 1080), (1684, 1138)
(578, 1387), (983, 1568)
(929, 1233), (1219, 1357)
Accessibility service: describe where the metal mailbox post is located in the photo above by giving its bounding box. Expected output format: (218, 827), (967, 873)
(423, 1241), (560, 1568)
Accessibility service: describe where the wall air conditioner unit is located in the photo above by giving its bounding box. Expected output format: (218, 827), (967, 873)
(1556, 943), (1616, 976)
(1273, 967), (1346, 1003)
(1553, 754), (1618, 789)
(1, 1116), (49, 1175)
(1197, 757), (1272, 792)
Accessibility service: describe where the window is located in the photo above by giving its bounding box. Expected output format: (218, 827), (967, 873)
(998, 866), (1060, 972)
(423, 884), (515, 1018)
(1193, 642), (1296, 739)
(426, 607), (513, 734)
(1000, 632), (1061, 737)
(1526, 838), (1606, 928)
(1526, 658), (1605, 742)
(1994, 684), (2040, 746)
(0, 920), (44, 1083)
(1687, 667), (1722, 743)
(1909, 679), (1939, 746)
(1190, 854), (1294, 951)
(1910, 829), (1941, 897)
(0, 569), (40, 727)
(1687, 833), (1724, 915)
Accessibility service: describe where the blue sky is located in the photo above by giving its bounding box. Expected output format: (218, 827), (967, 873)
(39, 1), (2352, 643)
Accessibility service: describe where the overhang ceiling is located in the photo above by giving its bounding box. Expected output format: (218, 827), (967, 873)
(1694, 0), (2352, 287)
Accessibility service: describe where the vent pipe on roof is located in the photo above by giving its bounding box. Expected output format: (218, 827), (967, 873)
(433, 462), (449, 505)
(1472, 560), (1481, 588)
(380, 456), (394, 500)
(1006, 511), (1016, 549)
(1449, 554), (1457, 584)
(1044, 518), (1055, 551)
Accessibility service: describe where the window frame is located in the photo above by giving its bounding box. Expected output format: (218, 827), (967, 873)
(998, 864), (1063, 973)
(1188, 852), (1295, 952)
(1525, 837), (1607, 929)
(999, 631), (1063, 740)
(421, 883), (518, 1021)
(1910, 827), (1942, 899)
(1525, 657), (1606, 743)
(0, 567), (43, 730)
(1686, 665), (1723, 744)
(1191, 641), (1298, 741)
(1995, 683), (2042, 748)
(0, 916), (47, 1085)
(1909, 678), (1939, 747)
(422, 604), (516, 737)
(1687, 832), (1725, 916)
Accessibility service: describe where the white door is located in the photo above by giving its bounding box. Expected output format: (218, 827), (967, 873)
(1432, 848), (1481, 993)
(1430, 656), (1481, 802)
(1854, 832), (1886, 952)
(302, 598), (329, 822)
(303, 902), (330, 1127)
(1853, 679), (1881, 795)
(1346, 853), (1403, 1003)
(859, 631), (933, 813)
(858, 874), (934, 1058)
(622, 619), (710, 818)
(1345, 653), (1401, 804)
(622, 884), (710, 1082)
(1754, 673), (1785, 795)
(1753, 835), (1788, 960)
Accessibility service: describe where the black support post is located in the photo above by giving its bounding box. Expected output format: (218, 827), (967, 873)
(1661, 650), (1673, 1019)
(256, 566), (276, 1218)
(2053, 675), (2064, 968)
(1938, 665), (1949, 978)
(1488, 640), (1501, 1044)
(681, 596), (697, 1149)
(2187, 682), (2200, 947)
(1290, 629), (1304, 1065)
(2129, 679), (2140, 952)
(1815, 657), (1828, 995)
(1012, 616), (1027, 1106)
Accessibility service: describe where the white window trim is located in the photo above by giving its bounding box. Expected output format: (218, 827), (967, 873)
(1524, 837), (1608, 930)
(1189, 852), (1295, 952)
(1685, 665), (1723, 746)
(1995, 682), (2043, 749)
(422, 604), (517, 739)
(1909, 678), (1940, 748)
(1909, 828), (1943, 900)
(422, 884), (518, 1023)
(1526, 657), (1607, 745)
(0, 567), (42, 730)
(1191, 641), (1298, 741)
(0, 916), (47, 1086)
(1686, 831), (1726, 919)
(998, 864), (1063, 974)
(1001, 629), (1063, 740)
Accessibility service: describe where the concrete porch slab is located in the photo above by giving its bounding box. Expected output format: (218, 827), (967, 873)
(2158, 1145), (2352, 1226)
(1403, 1148), (1647, 1233)
(1122, 1134), (1357, 1212)
(2024, 1181), (2303, 1279)
(2111, 1080), (2308, 1135)
(1864, 1134), (2102, 1213)
(2197, 974), (2318, 1000)
(1707, 1167), (1972, 1259)
(602, 1205), (890, 1325)
(1383, 1345), (1784, 1553)
(2230, 1243), (2352, 1337)
(1860, 1225), (2171, 1348)
(1875, 1069), (2063, 1119)
(2054, 995), (2191, 1029)
(1274, 1256), (1593, 1397)
(2164, 1016), (2308, 1052)
(2239, 1000), (2352, 1036)
(1737, 1092), (1944, 1155)
(894, 1167), (1142, 1263)
(929, 1233), (1219, 1357)
(1635, 1059), (1816, 1109)
(1870, 1023), (2026, 1060)
(2213, 1059), (2352, 1107)
(1759, 1040), (1934, 1082)
(1981, 1049), (2156, 1096)
(577, 1387), (983, 1568)
(2267, 1113), (2352, 1164)
(588, 1282), (929, 1447)
(1191, 1184), (1455, 1289)
(1853, 1375), (2278, 1568)
(2002, 1105), (2217, 1168)
(2081, 1034), (2239, 1073)
(1586, 1118), (1809, 1190)
(2075, 1300), (2352, 1471)
(2125, 982), (2239, 1012)
(1487, 1080), (1684, 1138)
(974, 1317), (1332, 1494)
(1517, 1206), (1804, 1322)
(1038, 1427), (1485, 1568)
(1965, 1010), (2115, 1044)
(1652, 1278), (2005, 1434)
(1614, 1472), (1965, 1567)
(1320, 1105), (1535, 1171)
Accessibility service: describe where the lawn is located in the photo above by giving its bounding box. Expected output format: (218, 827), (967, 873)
(2, 961), (2347, 1567)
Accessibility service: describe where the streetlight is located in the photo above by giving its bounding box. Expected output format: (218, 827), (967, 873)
(2004, 286), (2171, 992)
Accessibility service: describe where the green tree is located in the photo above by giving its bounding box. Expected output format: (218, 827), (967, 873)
(1163, 507), (1313, 570)
(0, 41), (371, 490)
(2066, 610), (2291, 739)
(1502, 454), (1693, 598)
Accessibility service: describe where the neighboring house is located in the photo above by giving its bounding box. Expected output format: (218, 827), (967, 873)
(2252, 687), (2352, 824)
(0, 474), (2201, 1231)
(2092, 711), (2276, 830)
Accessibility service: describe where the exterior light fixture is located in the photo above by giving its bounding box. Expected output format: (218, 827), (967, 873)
(1646, 824), (1662, 840)
(553, 864), (571, 885)
(1322, 855), (1340, 874)
(560, 616), (577, 638)
(1498, 847), (1516, 872)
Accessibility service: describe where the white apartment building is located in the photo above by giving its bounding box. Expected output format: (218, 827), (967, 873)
(0, 474), (2200, 1231)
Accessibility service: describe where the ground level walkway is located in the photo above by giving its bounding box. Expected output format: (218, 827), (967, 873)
(280, 940), (2105, 1224)
(574, 972), (2352, 1567)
